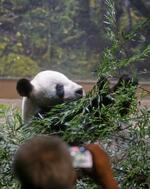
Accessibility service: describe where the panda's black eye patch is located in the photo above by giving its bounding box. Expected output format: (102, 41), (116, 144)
(56, 84), (64, 98)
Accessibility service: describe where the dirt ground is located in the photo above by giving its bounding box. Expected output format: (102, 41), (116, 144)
(0, 99), (22, 108)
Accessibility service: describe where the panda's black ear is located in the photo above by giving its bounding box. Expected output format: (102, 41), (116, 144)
(16, 78), (33, 97)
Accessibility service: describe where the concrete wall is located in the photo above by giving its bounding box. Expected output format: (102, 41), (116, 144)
(0, 79), (150, 99)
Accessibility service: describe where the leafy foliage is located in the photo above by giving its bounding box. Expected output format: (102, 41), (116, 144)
(0, 0), (150, 189)
(0, 53), (39, 77)
(0, 0), (150, 78)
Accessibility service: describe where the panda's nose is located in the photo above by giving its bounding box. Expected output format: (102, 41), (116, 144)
(75, 88), (83, 97)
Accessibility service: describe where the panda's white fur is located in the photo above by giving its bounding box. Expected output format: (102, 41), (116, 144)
(17, 70), (85, 123)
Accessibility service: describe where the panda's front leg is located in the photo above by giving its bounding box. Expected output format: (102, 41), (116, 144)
(22, 97), (39, 124)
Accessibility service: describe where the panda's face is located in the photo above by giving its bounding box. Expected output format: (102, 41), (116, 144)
(17, 71), (85, 108)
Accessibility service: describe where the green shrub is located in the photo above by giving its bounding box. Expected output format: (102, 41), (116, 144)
(0, 53), (39, 77)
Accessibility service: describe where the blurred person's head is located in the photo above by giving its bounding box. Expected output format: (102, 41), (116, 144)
(13, 135), (76, 189)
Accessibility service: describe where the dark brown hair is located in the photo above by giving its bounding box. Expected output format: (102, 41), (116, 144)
(13, 135), (76, 189)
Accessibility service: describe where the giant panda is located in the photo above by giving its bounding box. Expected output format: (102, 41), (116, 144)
(16, 70), (85, 123)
